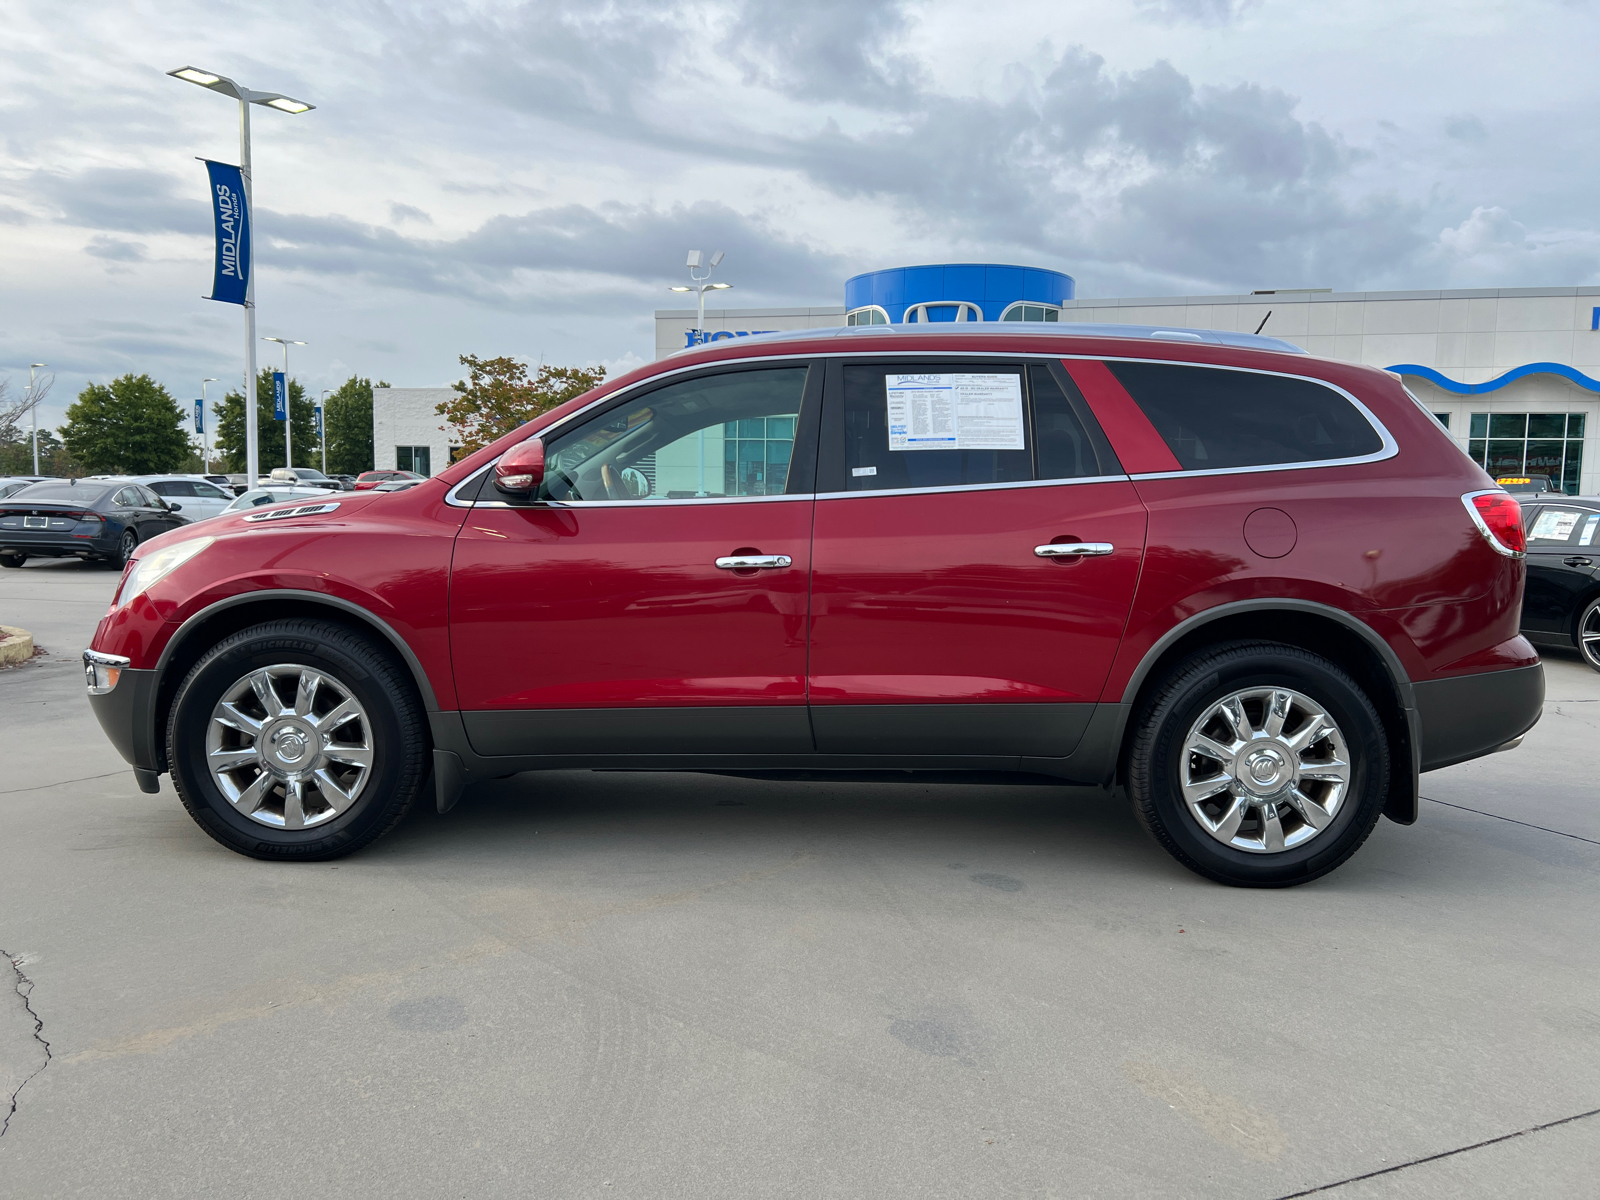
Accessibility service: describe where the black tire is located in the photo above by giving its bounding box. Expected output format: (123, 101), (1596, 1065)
(1575, 597), (1600, 673)
(1127, 641), (1389, 888)
(0, 553), (25, 568)
(166, 618), (429, 861)
(114, 528), (137, 568)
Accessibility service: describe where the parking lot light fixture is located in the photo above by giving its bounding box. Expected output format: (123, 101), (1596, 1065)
(167, 65), (315, 488)
(672, 251), (731, 345)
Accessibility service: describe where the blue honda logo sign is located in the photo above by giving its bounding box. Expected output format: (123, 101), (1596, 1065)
(272, 371), (287, 420)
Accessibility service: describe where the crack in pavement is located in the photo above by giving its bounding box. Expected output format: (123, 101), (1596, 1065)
(0, 771), (128, 796)
(1422, 796), (1600, 847)
(1270, 1105), (1600, 1197)
(1, 951), (51, 1139)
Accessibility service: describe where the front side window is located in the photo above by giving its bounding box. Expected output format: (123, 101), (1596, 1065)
(835, 360), (1119, 493)
(192, 482), (230, 500)
(540, 367), (812, 502)
(1106, 361), (1384, 471)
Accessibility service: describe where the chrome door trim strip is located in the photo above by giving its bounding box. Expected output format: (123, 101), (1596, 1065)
(814, 474), (1130, 502)
(444, 348), (1398, 508)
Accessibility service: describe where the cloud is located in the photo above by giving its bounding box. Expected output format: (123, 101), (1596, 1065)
(1134, 0), (1261, 26)
(389, 202), (433, 225)
(84, 235), (148, 262)
(718, 0), (924, 107)
(1445, 114), (1488, 143)
(1428, 205), (1600, 285)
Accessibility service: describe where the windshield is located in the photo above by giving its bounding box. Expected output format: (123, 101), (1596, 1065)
(224, 489), (319, 512)
(8, 482), (113, 504)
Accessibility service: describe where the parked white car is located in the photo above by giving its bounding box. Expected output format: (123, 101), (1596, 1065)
(130, 475), (239, 523)
(0, 476), (49, 499)
(221, 486), (337, 514)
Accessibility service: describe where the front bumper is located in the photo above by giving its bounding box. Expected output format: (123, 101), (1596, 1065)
(86, 662), (163, 774)
(1414, 661), (1545, 772)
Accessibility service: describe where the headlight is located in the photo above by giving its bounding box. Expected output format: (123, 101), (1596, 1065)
(116, 537), (215, 607)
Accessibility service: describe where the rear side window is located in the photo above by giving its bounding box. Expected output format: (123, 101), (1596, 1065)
(1106, 362), (1383, 471)
(835, 360), (1119, 492)
(1526, 505), (1600, 547)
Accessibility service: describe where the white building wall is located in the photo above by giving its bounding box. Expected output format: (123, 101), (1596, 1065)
(371, 387), (456, 476)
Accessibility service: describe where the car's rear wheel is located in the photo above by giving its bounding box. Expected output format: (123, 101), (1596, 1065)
(114, 528), (137, 568)
(1127, 641), (1389, 888)
(0, 553), (25, 568)
(166, 618), (429, 861)
(1576, 597), (1600, 673)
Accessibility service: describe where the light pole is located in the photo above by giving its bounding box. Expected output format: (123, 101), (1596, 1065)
(167, 66), (314, 489)
(263, 337), (305, 476)
(201, 377), (219, 472)
(27, 363), (45, 475)
(668, 250), (731, 345)
(319, 388), (331, 475)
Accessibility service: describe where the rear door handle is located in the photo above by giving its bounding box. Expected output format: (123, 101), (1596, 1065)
(1035, 542), (1114, 559)
(715, 554), (792, 570)
(1564, 556), (1593, 567)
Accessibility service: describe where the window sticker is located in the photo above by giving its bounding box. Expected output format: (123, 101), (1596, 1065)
(1530, 509), (1580, 541)
(852, 466), (878, 477)
(885, 373), (1025, 452)
(1582, 515), (1599, 546)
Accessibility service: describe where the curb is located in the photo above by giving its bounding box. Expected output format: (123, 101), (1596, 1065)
(0, 625), (36, 666)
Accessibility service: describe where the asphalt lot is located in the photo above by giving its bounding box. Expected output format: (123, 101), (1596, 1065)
(1, 556), (1596, 1198)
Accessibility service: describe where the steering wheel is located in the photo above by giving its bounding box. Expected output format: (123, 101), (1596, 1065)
(600, 463), (626, 500)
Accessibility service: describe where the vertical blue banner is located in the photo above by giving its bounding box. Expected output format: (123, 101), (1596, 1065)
(314, 406), (323, 437)
(202, 160), (250, 305)
(194, 399), (204, 434)
(272, 371), (287, 420)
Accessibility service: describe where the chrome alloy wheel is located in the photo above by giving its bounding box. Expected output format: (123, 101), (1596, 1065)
(1179, 687), (1351, 854)
(205, 664), (374, 829)
(1580, 599), (1600, 671)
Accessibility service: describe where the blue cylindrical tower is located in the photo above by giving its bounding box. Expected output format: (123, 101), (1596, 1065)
(843, 263), (1075, 325)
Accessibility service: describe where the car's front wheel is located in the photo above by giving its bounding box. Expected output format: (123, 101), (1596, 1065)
(166, 618), (429, 860)
(1127, 641), (1389, 888)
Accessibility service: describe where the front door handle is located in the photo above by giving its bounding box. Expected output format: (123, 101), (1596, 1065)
(1565, 556), (1594, 567)
(715, 554), (792, 570)
(1035, 542), (1114, 559)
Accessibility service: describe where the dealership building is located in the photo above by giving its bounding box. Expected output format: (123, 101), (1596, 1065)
(373, 262), (1600, 496)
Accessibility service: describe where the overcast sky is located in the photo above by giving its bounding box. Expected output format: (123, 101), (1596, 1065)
(4, 0), (1599, 429)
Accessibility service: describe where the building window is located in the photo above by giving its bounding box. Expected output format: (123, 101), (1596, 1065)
(904, 301), (982, 323)
(1467, 413), (1585, 494)
(396, 445), (432, 476)
(1432, 412), (1450, 429)
(846, 306), (889, 326)
(722, 415), (795, 496)
(1000, 302), (1061, 322)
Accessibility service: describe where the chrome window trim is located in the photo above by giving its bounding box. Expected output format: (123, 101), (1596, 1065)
(816, 474), (1128, 502)
(444, 348), (1397, 507)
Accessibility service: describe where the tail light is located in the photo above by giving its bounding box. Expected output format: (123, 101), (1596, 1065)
(1463, 490), (1525, 557)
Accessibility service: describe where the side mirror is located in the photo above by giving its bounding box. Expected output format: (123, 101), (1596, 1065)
(495, 439), (545, 499)
(168, 502), (183, 512)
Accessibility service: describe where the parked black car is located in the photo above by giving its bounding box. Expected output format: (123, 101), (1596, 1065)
(1520, 495), (1600, 671)
(0, 479), (188, 568)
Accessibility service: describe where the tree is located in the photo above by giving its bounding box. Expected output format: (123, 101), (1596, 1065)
(213, 369), (317, 474)
(0, 428), (82, 478)
(60, 374), (189, 475)
(0, 372), (52, 448)
(435, 355), (606, 456)
(323, 375), (378, 476)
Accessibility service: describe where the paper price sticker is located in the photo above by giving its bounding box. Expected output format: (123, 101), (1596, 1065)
(885, 373), (1025, 452)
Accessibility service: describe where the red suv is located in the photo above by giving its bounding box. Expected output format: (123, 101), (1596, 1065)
(83, 325), (1542, 886)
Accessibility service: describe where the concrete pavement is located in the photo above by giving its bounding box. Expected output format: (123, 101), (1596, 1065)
(1, 556), (1596, 1197)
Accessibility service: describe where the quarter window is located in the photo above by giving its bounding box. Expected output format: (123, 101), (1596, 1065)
(541, 367), (812, 502)
(1105, 362), (1384, 471)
